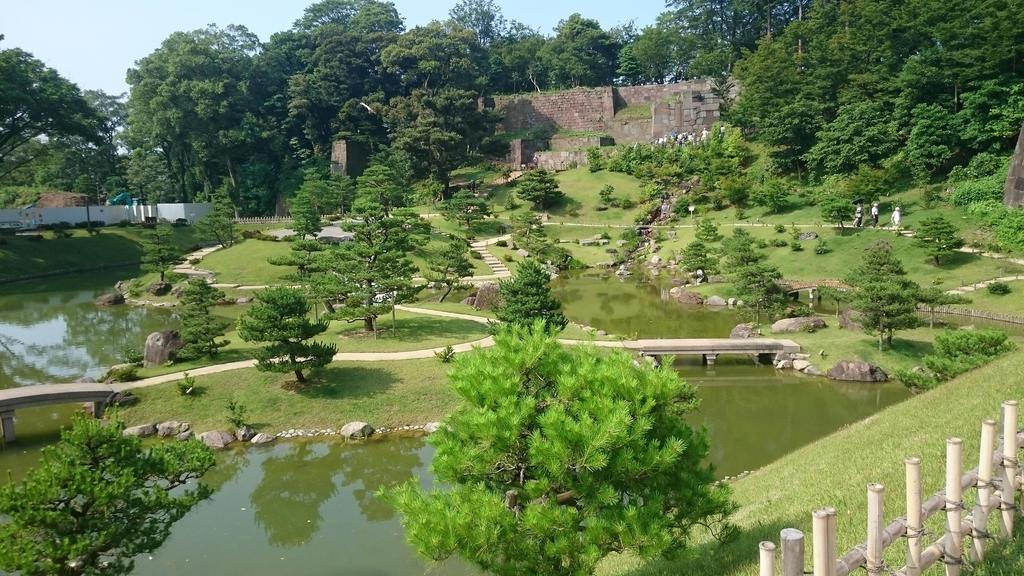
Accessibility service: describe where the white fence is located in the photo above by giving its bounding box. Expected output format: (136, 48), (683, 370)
(0, 203), (212, 229)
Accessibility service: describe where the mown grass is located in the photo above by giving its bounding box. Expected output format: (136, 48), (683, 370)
(598, 349), (1024, 576)
(122, 358), (458, 432)
(953, 283), (1024, 316)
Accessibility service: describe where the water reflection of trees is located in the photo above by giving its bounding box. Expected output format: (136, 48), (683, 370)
(335, 438), (426, 522)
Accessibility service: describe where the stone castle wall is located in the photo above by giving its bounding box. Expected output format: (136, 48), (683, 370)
(491, 87), (614, 134)
(1005, 125), (1024, 208)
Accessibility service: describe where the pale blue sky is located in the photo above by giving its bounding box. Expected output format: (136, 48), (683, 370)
(2, 0), (668, 94)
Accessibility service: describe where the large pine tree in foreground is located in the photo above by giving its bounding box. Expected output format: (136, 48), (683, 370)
(494, 258), (567, 331)
(387, 322), (732, 576)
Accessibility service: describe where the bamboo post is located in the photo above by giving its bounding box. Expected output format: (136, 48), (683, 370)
(759, 541), (776, 576)
(905, 457), (923, 576)
(1000, 401), (1018, 538)
(825, 507), (838, 576)
(972, 420), (996, 562)
(944, 437), (963, 576)
(780, 528), (805, 576)
(866, 483), (884, 575)
(813, 509), (834, 576)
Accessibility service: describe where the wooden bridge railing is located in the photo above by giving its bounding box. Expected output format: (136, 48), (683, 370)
(758, 400), (1021, 576)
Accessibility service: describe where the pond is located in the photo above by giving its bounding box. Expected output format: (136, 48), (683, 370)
(0, 270), (916, 575)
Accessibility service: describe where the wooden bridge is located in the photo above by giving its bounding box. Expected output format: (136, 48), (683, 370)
(579, 338), (801, 366)
(0, 383), (115, 443)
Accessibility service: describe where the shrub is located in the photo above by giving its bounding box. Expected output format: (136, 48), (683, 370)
(987, 281), (1011, 295)
(470, 250), (483, 260)
(894, 369), (939, 390)
(789, 239), (804, 252)
(950, 174), (1004, 206)
(619, 197), (637, 209)
(225, 398), (248, 428)
(176, 372), (199, 396)
(495, 239), (508, 247)
(898, 329), (1015, 390)
(51, 228), (72, 239)
(771, 238), (788, 247)
(241, 229), (280, 242)
(734, 207), (747, 220)
(435, 345), (456, 363)
(106, 365), (139, 382)
(121, 345), (144, 365)
(814, 239), (832, 254)
(774, 223), (786, 233)
(116, 219), (131, 227)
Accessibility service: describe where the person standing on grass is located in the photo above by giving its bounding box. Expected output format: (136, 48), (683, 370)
(891, 206), (902, 234)
(854, 202), (864, 227)
(871, 202), (880, 227)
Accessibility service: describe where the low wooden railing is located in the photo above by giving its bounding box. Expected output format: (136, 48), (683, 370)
(758, 400), (1021, 576)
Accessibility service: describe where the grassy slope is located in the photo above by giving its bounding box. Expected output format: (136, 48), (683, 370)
(486, 168), (647, 226)
(954, 285), (1024, 316)
(599, 349), (1024, 576)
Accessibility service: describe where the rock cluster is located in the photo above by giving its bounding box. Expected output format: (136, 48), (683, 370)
(95, 292), (125, 306)
(827, 360), (888, 382)
(771, 317), (827, 333)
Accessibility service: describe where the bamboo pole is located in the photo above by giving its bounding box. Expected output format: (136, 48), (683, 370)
(759, 541), (776, 576)
(780, 528), (804, 576)
(918, 518), (975, 573)
(867, 483), (884, 575)
(905, 457), (923, 576)
(944, 437), (963, 576)
(1000, 401), (1018, 538)
(972, 420), (996, 562)
(825, 507), (838, 576)
(813, 508), (834, 576)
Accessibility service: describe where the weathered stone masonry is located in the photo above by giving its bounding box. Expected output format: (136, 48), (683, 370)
(1005, 124), (1024, 208)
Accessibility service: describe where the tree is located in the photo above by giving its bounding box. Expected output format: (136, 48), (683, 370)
(381, 20), (481, 91)
(721, 228), (765, 269)
(694, 218), (723, 243)
(820, 196), (855, 230)
(917, 287), (970, 329)
(804, 102), (900, 176)
(914, 216), (964, 265)
(0, 415), (214, 576)
(444, 189), (491, 232)
(495, 258), (566, 331)
(177, 279), (230, 360)
(543, 14), (619, 88)
(140, 223), (182, 283)
(749, 179), (789, 214)
(733, 262), (787, 324)
(237, 287), (336, 383)
(387, 322), (731, 576)
(289, 183), (322, 240)
(196, 183), (239, 248)
(680, 240), (720, 276)
(846, 242), (921, 350)
(268, 239), (326, 279)
(354, 163), (405, 216)
(427, 237), (474, 302)
(818, 286), (852, 319)
(449, 0), (507, 46)
(515, 168), (564, 209)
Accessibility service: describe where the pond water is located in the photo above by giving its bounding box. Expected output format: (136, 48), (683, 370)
(0, 270), (919, 575)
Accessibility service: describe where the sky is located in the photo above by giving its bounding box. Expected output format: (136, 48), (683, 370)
(2, 0), (668, 95)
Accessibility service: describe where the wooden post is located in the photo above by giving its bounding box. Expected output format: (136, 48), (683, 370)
(759, 541), (776, 576)
(780, 528), (804, 576)
(1000, 401), (1018, 538)
(812, 509), (833, 576)
(973, 420), (996, 562)
(905, 457), (923, 576)
(825, 507), (838, 576)
(866, 483), (884, 576)
(944, 437), (963, 576)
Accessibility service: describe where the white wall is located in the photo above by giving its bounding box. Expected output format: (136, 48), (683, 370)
(3, 203), (212, 229)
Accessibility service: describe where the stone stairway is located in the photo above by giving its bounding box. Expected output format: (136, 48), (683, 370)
(470, 238), (511, 279)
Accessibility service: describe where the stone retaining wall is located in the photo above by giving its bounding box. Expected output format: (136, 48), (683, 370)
(1004, 124), (1024, 207)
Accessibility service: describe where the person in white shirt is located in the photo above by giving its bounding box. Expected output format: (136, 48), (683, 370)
(870, 202), (879, 227)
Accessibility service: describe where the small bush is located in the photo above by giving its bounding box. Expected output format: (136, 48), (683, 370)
(774, 223), (786, 233)
(241, 229), (280, 242)
(177, 372), (199, 396)
(495, 239), (508, 247)
(987, 282), (1011, 295)
(789, 240), (804, 252)
(734, 207), (747, 221)
(435, 345), (456, 363)
(755, 239), (769, 249)
(51, 228), (72, 239)
(226, 398), (248, 428)
(470, 251), (483, 260)
(771, 238), (788, 248)
(894, 369), (939, 391)
(122, 345), (144, 365)
(116, 219), (130, 227)
(106, 365), (139, 382)
(619, 197), (637, 210)
(950, 174), (1003, 207)
(814, 239), (832, 255)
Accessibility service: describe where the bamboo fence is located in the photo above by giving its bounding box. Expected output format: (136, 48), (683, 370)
(925, 306), (1024, 326)
(233, 216), (291, 224)
(758, 400), (1022, 576)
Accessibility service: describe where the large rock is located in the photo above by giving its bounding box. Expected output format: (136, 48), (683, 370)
(109, 391), (138, 407)
(730, 323), (759, 339)
(156, 421), (190, 437)
(423, 422), (443, 434)
(771, 317), (827, 333)
(236, 425), (257, 442)
(95, 292), (125, 306)
(792, 359), (812, 372)
(175, 430), (194, 441)
(803, 365), (824, 376)
(340, 421), (374, 439)
(198, 430), (235, 449)
(123, 423), (157, 438)
(839, 310), (863, 332)
(515, 248), (529, 257)
(827, 360), (888, 382)
(472, 282), (500, 310)
(250, 432), (275, 444)
(143, 330), (184, 368)
(705, 295), (728, 307)
(147, 281), (172, 296)
(668, 286), (704, 305)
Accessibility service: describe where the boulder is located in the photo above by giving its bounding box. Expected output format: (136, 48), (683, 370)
(472, 282), (500, 310)
(156, 421), (189, 437)
(236, 425), (257, 442)
(109, 391), (138, 407)
(143, 330), (184, 368)
(839, 310), (863, 332)
(340, 421), (374, 439)
(648, 255), (662, 266)
(235, 297), (252, 304)
(798, 231), (819, 241)
(114, 280), (128, 294)
(198, 430), (235, 449)
(727, 297), (737, 307)
(827, 360), (888, 382)
(705, 295), (728, 307)
(123, 423), (157, 438)
(460, 295), (477, 307)
(803, 365), (824, 376)
(771, 317), (827, 333)
(250, 432), (275, 444)
(423, 422), (443, 434)
(775, 359), (793, 370)
(147, 282), (172, 296)
(171, 284), (186, 298)
(792, 359), (812, 372)
(668, 286), (704, 305)
(95, 292), (125, 306)
(515, 248), (530, 257)
(175, 430), (194, 441)
(730, 323), (759, 339)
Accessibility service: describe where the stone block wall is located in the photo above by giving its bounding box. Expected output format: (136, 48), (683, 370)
(534, 150), (589, 171)
(1005, 125), (1024, 208)
(492, 87), (614, 133)
(549, 135), (613, 151)
(330, 140), (368, 178)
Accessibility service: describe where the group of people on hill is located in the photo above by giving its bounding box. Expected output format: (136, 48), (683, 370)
(653, 125), (726, 147)
(853, 201), (902, 229)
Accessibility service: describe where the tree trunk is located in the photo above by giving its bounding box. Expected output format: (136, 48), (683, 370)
(878, 330), (883, 351)
(294, 369), (306, 383)
(322, 300), (336, 314)
(930, 309), (935, 329)
(364, 316), (375, 332)
(440, 284), (454, 303)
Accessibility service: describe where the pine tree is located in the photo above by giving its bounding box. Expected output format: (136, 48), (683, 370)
(694, 218), (723, 243)
(721, 228), (765, 269)
(196, 183), (238, 247)
(515, 168), (564, 209)
(0, 416), (214, 576)
(427, 236), (473, 302)
(680, 239), (720, 275)
(444, 189), (492, 232)
(267, 239), (326, 280)
(237, 287), (336, 383)
(387, 322), (732, 576)
(495, 258), (566, 331)
(914, 216), (964, 265)
(820, 196), (855, 230)
(177, 278), (230, 360)
(140, 222), (182, 283)
(846, 241), (922, 350)
(733, 262), (787, 324)
(289, 184), (322, 240)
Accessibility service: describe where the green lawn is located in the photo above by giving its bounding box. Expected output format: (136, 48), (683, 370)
(598, 349), (1024, 576)
(487, 168), (648, 225)
(953, 283), (1024, 317)
(122, 358), (458, 432)
(200, 238), (293, 285)
(784, 324), (938, 375)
